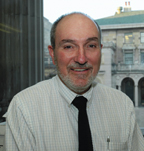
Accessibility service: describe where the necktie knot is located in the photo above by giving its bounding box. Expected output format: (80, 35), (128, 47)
(72, 96), (87, 111)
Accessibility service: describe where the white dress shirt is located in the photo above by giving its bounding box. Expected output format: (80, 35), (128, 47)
(6, 75), (144, 151)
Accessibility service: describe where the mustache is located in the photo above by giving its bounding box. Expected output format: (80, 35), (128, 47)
(67, 63), (93, 68)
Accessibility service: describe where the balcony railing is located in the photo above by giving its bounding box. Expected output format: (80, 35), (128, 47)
(112, 63), (144, 72)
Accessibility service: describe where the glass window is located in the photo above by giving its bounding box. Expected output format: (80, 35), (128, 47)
(141, 51), (144, 63)
(0, 0), (43, 122)
(125, 52), (133, 64)
(122, 78), (134, 105)
(124, 33), (133, 43)
(141, 33), (144, 43)
(48, 57), (53, 65)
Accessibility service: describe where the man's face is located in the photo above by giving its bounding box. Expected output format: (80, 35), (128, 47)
(49, 14), (102, 94)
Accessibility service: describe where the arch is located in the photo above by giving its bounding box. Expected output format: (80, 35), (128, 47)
(116, 75), (136, 87)
(138, 77), (144, 106)
(121, 77), (135, 106)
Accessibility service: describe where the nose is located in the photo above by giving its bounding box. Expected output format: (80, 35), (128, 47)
(75, 47), (87, 65)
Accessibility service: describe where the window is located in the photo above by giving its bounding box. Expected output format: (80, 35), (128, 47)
(124, 33), (133, 43)
(124, 51), (133, 64)
(47, 57), (53, 65)
(50, 57), (53, 65)
(141, 33), (144, 43)
(44, 58), (48, 66)
(141, 51), (144, 63)
(121, 78), (134, 105)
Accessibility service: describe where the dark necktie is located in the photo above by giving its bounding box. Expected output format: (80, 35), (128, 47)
(72, 96), (93, 151)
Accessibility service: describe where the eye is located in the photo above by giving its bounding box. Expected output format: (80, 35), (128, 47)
(87, 42), (100, 49)
(88, 44), (96, 48)
(64, 45), (72, 49)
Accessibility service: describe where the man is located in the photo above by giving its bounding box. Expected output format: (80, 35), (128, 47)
(6, 12), (144, 151)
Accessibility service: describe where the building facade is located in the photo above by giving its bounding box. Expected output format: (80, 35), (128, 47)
(96, 3), (144, 109)
(43, 18), (57, 79)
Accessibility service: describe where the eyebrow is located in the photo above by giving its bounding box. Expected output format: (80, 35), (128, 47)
(61, 39), (75, 44)
(86, 37), (99, 42)
(59, 37), (99, 46)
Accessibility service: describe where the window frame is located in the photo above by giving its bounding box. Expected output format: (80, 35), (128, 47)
(141, 50), (144, 64)
(141, 32), (144, 43)
(124, 50), (133, 65)
(124, 33), (133, 44)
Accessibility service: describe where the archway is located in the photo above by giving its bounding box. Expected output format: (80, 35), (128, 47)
(121, 78), (135, 105)
(138, 78), (144, 106)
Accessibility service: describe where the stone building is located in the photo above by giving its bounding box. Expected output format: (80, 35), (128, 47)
(96, 2), (144, 108)
(43, 18), (55, 79)
(44, 17), (52, 66)
(95, 2), (144, 128)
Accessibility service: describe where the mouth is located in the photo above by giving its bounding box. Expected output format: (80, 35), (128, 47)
(71, 68), (89, 72)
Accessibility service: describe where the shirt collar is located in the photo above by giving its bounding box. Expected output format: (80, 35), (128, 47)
(56, 75), (93, 105)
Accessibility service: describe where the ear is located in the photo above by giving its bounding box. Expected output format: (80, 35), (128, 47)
(48, 45), (55, 65)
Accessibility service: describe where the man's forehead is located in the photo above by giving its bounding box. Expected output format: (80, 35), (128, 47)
(54, 13), (100, 45)
(57, 13), (97, 30)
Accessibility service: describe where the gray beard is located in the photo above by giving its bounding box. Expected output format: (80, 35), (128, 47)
(54, 57), (96, 94)
(58, 72), (95, 94)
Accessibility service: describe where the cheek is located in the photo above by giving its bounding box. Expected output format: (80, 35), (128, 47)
(89, 52), (101, 74)
(88, 51), (101, 65)
(56, 51), (74, 66)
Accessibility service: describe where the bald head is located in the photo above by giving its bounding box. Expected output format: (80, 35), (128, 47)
(50, 12), (102, 50)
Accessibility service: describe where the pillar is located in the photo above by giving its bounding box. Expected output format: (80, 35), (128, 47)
(135, 85), (138, 107)
(118, 85), (121, 91)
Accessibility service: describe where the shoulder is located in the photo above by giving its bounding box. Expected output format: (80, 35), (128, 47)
(18, 77), (55, 97)
(9, 76), (58, 108)
(6, 76), (59, 120)
(92, 82), (133, 106)
(93, 82), (125, 96)
(92, 82), (122, 94)
(91, 83), (135, 122)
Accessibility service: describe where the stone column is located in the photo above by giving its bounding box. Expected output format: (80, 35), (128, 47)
(118, 85), (121, 91)
(135, 85), (138, 107)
